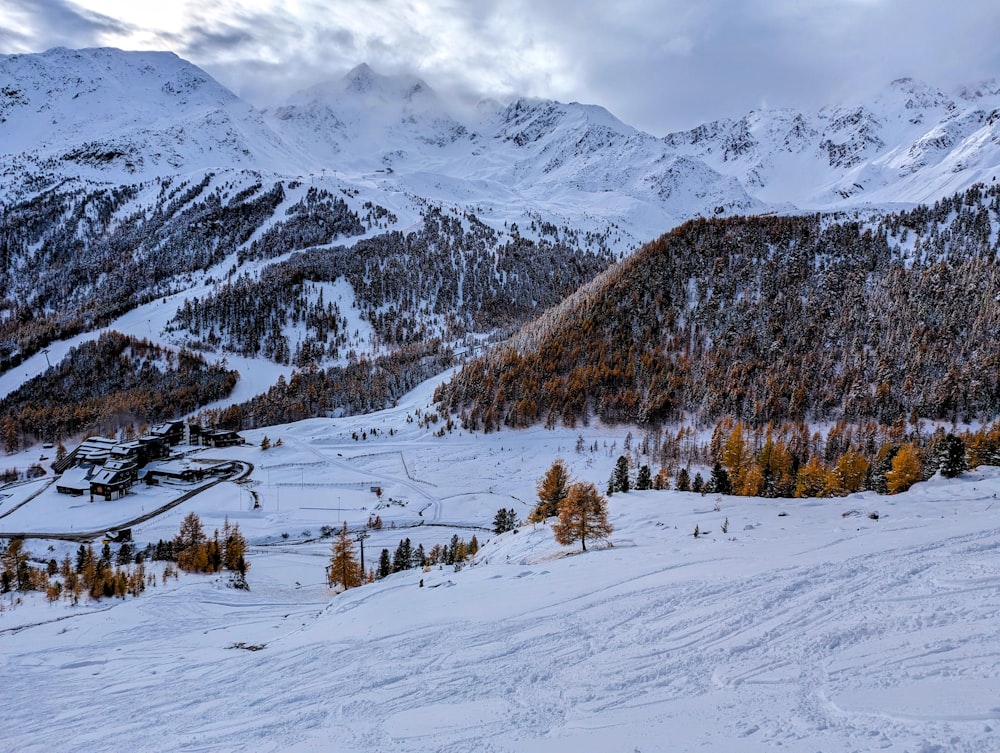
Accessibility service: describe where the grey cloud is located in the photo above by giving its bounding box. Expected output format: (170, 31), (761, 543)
(5, 0), (136, 48)
(4, 0), (1000, 134)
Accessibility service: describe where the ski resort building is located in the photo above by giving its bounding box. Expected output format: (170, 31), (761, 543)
(90, 457), (138, 501)
(199, 428), (243, 448)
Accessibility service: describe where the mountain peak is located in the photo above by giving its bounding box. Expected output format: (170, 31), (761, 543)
(881, 76), (952, 110)
(344, 62), (377, 92)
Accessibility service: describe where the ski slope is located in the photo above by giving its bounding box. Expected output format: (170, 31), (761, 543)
(1, 376), (999, 752)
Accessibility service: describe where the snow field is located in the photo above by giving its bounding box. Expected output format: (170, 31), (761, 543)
(1, 372), (999, 751)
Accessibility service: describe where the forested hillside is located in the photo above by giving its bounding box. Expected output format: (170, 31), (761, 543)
(168, 207), (612, 364)
(436, 183), (1000, 432)
(0, 176), (292, 369)
(0, 332), (237, 448)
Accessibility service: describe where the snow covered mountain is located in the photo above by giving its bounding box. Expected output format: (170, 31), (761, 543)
(0, 47), (297, 180)
(664, 76), (1000, 207)
(4, 47), (1000, 245)
(3, 46), (1000, 435)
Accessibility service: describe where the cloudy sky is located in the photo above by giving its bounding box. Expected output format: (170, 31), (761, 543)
(1, 0), (999, 133)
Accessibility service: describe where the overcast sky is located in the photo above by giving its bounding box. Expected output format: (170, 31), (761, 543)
(2, 0), (999, 134)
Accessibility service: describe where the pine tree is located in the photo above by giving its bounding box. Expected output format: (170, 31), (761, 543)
(866, 445), (898, 494)
(694, 473), (707, 493)
(174, 512), (208, 572)
(493, 508), (517, 534)
(938, 434), (967, 478)
(532, 458), (570, 521)
(392, 538), (413, 572)
(222, 518), (249, 575)
(886, 444), (922, 494)
(552, 481), (614, 552)
(635, 464), (652, 490)
(795, 456), (827, 498)
(377, 548), (392, 579)
(75, 544), (91, 574)
(115, 543), (133, 566)
(328, 522), (362, 589)
(675, 467), (691, 492)
(833, 449), (869, 493)
(708, 462), (731, 495)
(612, 455), (631, 493)
(1, 538), (31, 592)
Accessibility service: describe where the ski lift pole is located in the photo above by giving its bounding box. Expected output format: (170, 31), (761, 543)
(355, 529), (369, 574)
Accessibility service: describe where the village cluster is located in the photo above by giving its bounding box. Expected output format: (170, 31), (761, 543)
(52, 420), (243, 502)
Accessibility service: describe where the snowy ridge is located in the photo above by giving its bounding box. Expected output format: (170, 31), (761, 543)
(5, 48), (1000, 249)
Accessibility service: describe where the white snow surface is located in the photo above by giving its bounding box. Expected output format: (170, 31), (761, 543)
(2, 375), (999, 752)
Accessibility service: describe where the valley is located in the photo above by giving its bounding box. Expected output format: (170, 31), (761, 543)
(1, 44), (1000, 753)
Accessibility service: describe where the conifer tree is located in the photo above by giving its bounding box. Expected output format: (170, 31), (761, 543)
(886, 444), (922, 494)
(175, 512), (208, 572)
(328, 522), (362, 589)
(635, 464), (652, 490)
(938, 434), (967, 478)
(552, 481), (613, 552)
(675, 467), (691, 492)
(691, 472), (705, 494)
(392, 538), (413, 572)
(833, 450), (869, 494)
(612, 455), (631, 493)
(222, 518), (249, 575)
(377, 548), (392, 579)
(866, 445), (898, 494)
(0, 538), (31, 592)
(493, 508), (518, 533)
(708, 463), (731, 495)
(795, 456), (827, 498)
(532, 458), (570, 521)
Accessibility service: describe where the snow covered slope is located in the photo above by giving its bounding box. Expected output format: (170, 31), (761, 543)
(1, 377), (999, 752)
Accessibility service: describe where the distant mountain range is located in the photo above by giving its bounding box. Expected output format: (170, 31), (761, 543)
(3, 48), (1000, 244)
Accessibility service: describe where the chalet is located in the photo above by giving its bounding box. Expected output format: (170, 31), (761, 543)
(200, 428), (243, 448)
(113, 437), (168, 466)
(56, 465), (96, 496)
(144, 458), (233, 484)
(149, 420), (187, 446)
(145, 460), (208, 484)
(76, 436), (118, 465)
(90, 457), (138, 501)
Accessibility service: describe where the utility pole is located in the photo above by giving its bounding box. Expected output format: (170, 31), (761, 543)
(355, 530), (369, 575)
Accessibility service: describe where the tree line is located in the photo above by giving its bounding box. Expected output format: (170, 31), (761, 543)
(326, 522), (480, 591)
